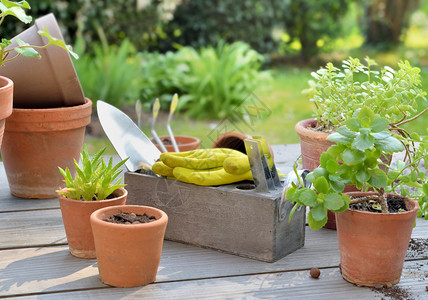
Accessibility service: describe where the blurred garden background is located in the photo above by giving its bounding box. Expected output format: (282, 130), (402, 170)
(6, 0), (428, 151)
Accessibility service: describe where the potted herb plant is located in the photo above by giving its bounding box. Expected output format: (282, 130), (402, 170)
(0, 2), (90, 198)
(57, 145), (128, 259)
(90, 204), (168, 287)
(287, 106), (427, 287)
(295, 57), (427, 228)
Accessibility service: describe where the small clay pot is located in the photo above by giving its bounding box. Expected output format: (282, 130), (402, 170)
(212, 131), (274, 158)
(91, 205), (168, 287)
(152, 135), (200, 152)
(1, 99), (92, 198)
(58, 187), (128, 259)
(336, 192), (418, 287)
(0, 76), (13, 148)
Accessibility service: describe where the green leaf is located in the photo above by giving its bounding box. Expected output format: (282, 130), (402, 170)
(330, 195), (350, 212)
(356, 168), (370, 183)
(308, 209), (328, 230)
(311, 204), (328, 221)
(343, 149), (366, 165)
(358, 106), (375, 127)
(337, 126), (357, 138)
(38, 27), (79, 59)
(0, 2), (32, 24)
(313, 177), (329, 194)
(346, 118), (362, 131)
(329, 176), (345, 193)
(14, 38), (40, 58)
(326, 159), (340, 173)
(324, 193), (346, 211)
(374, 136), (405, 153)
(295, 189), (318, 206)
(369, 169), (388, 188)
(327, 132), (353, 144)
(352, 132), (374, 151)
(370, 118), (389, 133)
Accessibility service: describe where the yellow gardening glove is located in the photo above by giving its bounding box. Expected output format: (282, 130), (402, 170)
(172, 166), (253, 186)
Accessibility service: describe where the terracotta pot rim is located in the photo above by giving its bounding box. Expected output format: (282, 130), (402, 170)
(211, 131), (251, 148)
(58, 187), (128, 204)
(154, 135), (200, 144)
(0, 76), (13, 120)
(11, 98), (92, 113)
(295, 118), (333, 139)
(344, 191), (419, 216)
(91, 204), (168, 228)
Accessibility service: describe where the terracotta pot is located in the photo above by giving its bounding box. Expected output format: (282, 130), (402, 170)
(295, 119), (335, 171)
(336, 192), (419, 287)
(152, 135), (200, 152)
(0, 13), (85, 108)
(212, 131), (274, 158)
(58, 187), (128, 259)
(1, 99), (92, 198)
(0, 76), (13, 149)
(90, 205), (168, 287)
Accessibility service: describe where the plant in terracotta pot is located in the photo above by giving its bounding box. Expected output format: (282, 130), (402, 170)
(57, 145), (129, 259)
(90, 204), (168, 287)
(0, 2), (89, 198)
(287, 106), (427, 287)
(295, 57), (427, 228)
(0, 1), (77, 148)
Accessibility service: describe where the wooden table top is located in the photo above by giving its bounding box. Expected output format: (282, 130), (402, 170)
(1, 145), (427, 299)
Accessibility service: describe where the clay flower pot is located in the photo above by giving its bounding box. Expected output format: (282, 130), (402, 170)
(336, 192), (419, 287)
(0, 13), (85, 108)
(152, 135), (200, 152)
(90, 205), (168, 287)
(295, 119), (335, 171)
(212, 131), (274, 158)
(1, 99), (92, 198)
(58, 187), (128, 259)
(0, 76), (13, 149)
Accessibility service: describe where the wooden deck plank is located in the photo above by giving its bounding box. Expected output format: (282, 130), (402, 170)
(11, 260), (428, 300)
(1, 222), (427, 297)
(0, 209), (66, 249)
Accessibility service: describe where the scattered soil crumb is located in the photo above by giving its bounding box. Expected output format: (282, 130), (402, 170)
(103, 212), (157, 224)
(407, 238), (428, 259)
(371, 285), (414, 300)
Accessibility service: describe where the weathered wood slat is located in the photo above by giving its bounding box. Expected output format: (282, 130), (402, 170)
(0, 209), (66, 249)
(10, 260), (428, 300)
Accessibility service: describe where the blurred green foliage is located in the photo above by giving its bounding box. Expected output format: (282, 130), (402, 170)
(156, 0), (351, 57)
(73, 39), (141, 107)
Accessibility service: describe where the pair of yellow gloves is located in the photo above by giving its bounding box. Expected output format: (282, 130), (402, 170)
(152, 148), (253, 186)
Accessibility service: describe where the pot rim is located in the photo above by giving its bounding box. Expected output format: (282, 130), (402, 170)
(344, 191), (419, 216)
(295, 118), (333, 139)
(90, 204), (168, 228)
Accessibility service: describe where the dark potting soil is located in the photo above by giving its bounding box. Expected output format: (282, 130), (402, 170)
(349, 195), (408, 213)
(103, 212), (157, 224)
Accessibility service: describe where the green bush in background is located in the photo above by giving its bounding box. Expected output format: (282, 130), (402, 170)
(74, 39), (141, 107)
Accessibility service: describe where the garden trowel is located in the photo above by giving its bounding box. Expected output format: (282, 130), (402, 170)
(97, 100), (161, 172)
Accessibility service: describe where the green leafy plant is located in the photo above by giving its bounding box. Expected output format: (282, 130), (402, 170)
(57, 145), (128, 201)
(0, 0), (77, 66)
(74, 38), (140, 107)
(287, 106), (428, 230)
(174, 41), (271, 120)
(304, 57), (428, 132)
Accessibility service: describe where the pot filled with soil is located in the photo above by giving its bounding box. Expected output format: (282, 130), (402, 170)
(336, 192), (419, 287)
(90, 205), (168, 288)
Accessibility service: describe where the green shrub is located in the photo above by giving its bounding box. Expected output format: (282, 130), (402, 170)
(74, 39), (141, 107)
(174, 41), (270, 119)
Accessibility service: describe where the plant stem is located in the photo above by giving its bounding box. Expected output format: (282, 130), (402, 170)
(349, 189), (389, 213)
(393, 107), (428, 127)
